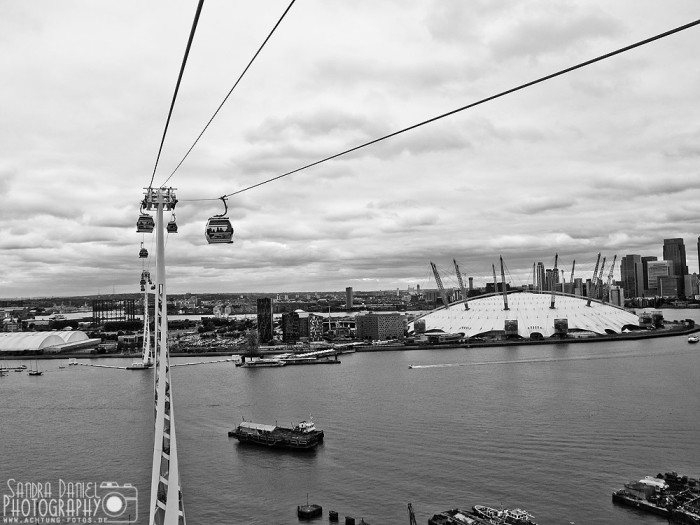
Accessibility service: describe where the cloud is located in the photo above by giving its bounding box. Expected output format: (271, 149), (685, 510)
(512, 197), (577, 215)
(2, 1), (699, 297)
(488, 7), (623, 62)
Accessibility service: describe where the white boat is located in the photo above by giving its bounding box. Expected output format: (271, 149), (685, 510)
(236, 357), (286, 368)
(688, 336), (699, 344)
(126, 361), (154, 370)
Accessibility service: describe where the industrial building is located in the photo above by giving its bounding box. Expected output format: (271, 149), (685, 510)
(355, 312), (404, 341)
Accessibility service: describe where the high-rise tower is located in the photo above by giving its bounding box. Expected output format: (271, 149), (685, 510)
(256, 297), (274, 344)
(663, 238), (688, 296)
(620, 254), (643, 299)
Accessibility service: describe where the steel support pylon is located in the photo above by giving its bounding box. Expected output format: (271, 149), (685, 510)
(146, 188), (185, 525)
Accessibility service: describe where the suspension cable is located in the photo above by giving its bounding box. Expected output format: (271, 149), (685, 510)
(159, 0), (297, 188)
(219, 17), (700, 199)
(148, 0), (205, 190)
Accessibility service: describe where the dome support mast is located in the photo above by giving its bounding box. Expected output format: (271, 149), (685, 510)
(453, 259), (469, 310)
(549, 253), (559, 309)
(587, 253), (602, 307)
(430, 262), (450, 309)
(500, 256), (509, 311)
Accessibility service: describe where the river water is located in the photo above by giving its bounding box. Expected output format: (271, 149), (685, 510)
(2, 309), (699, 524)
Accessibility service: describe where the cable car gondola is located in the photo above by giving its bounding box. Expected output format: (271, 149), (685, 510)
(136, 211), (155, 233)
(205, 197), (234, 244)
(139, 242), (148, 259)
(167, 214), (178, 234)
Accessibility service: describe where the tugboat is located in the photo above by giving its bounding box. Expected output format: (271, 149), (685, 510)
(472, 505), (537, 525)
(228, 417), (324, 449)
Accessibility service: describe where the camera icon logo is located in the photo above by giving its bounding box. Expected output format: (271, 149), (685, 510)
(98, 482), (138, 523)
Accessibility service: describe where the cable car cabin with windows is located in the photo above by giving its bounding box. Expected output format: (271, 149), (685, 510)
(205, 217), (234, 244)
(137, 214), (155, 233)
(167, 216), (178, 233)
(139, 243), (148, 259)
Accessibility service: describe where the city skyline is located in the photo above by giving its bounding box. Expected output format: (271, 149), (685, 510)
(2, 1), (700, 298)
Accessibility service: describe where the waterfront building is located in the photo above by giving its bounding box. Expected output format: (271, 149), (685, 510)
(281, 311), (300, 342)
(620, 254), (643, 299)
(279, 310), (325, 342)
(663, 238), (688, 296)
(298, 312), (324, 341)
(646, 260), (673, 295)
(409, 291), (639, 339)
(256, 297), (274, 344)
(684, 274), (699, 299)
(658, 276), (682, 298)
(355, 312), (405, 341)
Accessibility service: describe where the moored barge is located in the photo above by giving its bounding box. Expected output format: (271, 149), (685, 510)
(612, 472), (700, 519)
(472, 505), (537, 524)
(228, 418), (324, 449)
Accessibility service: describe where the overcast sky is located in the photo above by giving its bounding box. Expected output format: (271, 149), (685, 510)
(2, 0), (699, 298)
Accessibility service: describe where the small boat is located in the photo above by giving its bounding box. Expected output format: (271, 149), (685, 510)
(68, 358), (78, 366)
(688, 336), (699, 344)
(27, 361), (43, 376)
(228, 417), (324, 449)
(235, 357), (286, 368)
(126, 361), (154, 370)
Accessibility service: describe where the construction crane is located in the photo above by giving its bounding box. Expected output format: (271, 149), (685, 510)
(430, 261), (450, 309)
(453, 259), (469, 310)
(550, 253), (558, 309)
(408, 503), (417, 525)
(604, 254), (617, 302)
(587, 253), (601, 307)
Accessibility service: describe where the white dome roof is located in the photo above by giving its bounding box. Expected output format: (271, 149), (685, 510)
(0, 331), (89, 351)
(410, 292), (639, 338)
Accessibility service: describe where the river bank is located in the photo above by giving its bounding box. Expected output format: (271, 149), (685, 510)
(3, 323), (698, 359)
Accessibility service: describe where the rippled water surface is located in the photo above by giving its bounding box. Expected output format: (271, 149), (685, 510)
(2, 311), (700, 524)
